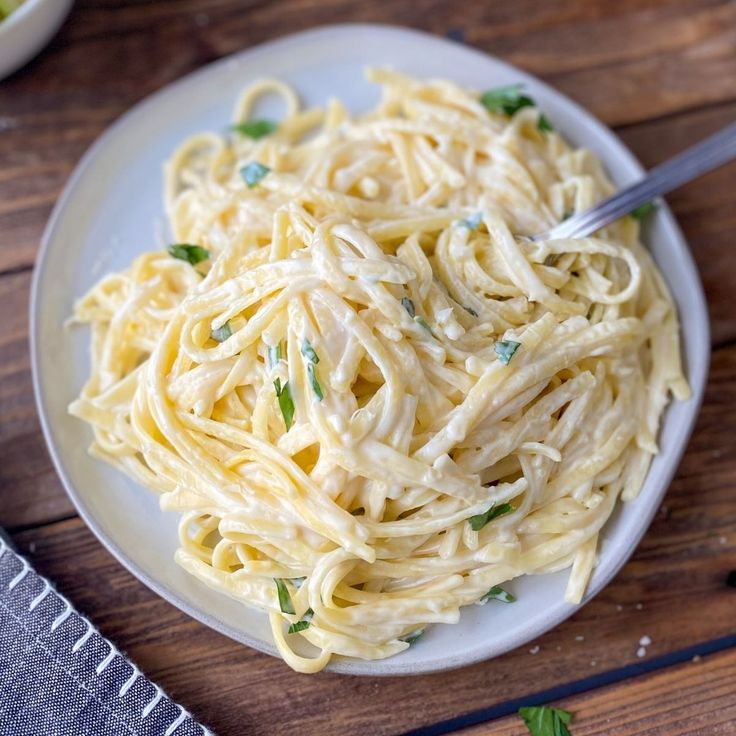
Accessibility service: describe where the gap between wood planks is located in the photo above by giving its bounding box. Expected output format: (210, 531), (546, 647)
(400, 634), (736, 736)
(0, 263), (33, 280)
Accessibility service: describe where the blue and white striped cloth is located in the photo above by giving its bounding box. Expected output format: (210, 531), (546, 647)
(0, 532), (212, 735)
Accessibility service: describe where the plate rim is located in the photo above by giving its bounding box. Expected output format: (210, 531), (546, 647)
(30, 22), (710, 676)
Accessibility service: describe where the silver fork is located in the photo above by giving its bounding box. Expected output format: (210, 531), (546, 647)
(535, 120), (736, 241)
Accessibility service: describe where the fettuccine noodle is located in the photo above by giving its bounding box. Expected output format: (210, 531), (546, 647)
(69, 69), (689, 672)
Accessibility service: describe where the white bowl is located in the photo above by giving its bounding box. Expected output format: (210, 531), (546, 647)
(31, 23), (709, 676)
(0, 0), (73, 81)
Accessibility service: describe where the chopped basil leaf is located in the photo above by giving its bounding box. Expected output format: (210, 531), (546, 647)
(231, 119), (278, 139)
(168, 243), (210, 265)
(464, 306), (479, 317)
(518, 706), (573, 736)
(459, 212), (483, 230)
(274, 578), (295, 615)
(402, 297), (435, 337)
(468, 502), (514, 531)
(287, 608), (314, 634)
(538, 113), (554, 132)
(273, 377), (295, 431)
(268, 343), (282, 369)
(481, 85), (535, 116)
(482, 585), (516, 603)
(631, 201), (656, 219)
(495, 339), (521, 365)
(307, 363), (324, 401)
(401, 297), (416, 318)
(240, 161), (271, 188)
(415, 316), (436, 338)
(211, 321), (232, 342)
(562, 208), (574, 221)
(400, 629), (424, 646)
(301, 338), (320, 364)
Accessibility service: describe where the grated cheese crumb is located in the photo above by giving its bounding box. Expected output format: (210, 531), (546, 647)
(636, 646), (647, 658)
(639, 635), (652, 647)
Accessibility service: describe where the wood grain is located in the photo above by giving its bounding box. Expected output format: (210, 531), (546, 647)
(460, 647), (736, 735)
(1, 1), (736, 735)
(0, 271), (75, 529)
(8, 342), (736, 735)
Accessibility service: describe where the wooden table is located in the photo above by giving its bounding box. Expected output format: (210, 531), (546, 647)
(1, 1), (735, 734)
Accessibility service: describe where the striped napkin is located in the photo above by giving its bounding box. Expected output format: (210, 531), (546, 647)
(0, 531), (212, 736)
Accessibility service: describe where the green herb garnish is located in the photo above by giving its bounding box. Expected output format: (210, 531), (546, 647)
(464, 306), (479, 317)
(288, 608), (314, 634)
(562, 208), (574, 221)
(519, 706), (573, 736)
(631, 201), (656, 220)
(211, 321), (232, 342)
(301, 338), (323, 399)
(231, 119), (278, 139)
(459, 212), (483, 230)
(301, 338), (320, 364)
(401, 297), (435, 336)
(415, 316), (436, 338)
(481, 585), (516, 603)
(481, 84), (535, 116)
(307, 363), (324, 401)
(273, 377), (295, 431)
(168, 243), (210, 265)
(400, 629), (424, 646)
(468, 502), (514, 531)
(495, 339), (521, 365)
(274, 578), (295, 615)
(268, 343), (282, 369)
(240, 161), (271, 188)
(538, 113), (554, 132)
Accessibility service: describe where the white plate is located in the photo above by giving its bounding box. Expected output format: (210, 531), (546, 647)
(31, 23), (709, 676)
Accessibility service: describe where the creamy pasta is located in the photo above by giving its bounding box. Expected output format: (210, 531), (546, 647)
(69, 69), (689, 672)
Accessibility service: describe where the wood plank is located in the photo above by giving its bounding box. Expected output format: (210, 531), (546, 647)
(2, 0), (736, 272)
(458, 647), (736, 735)
(616, 101), (736, 347)
(0, 272), (76, 529)
(8, 342), (736, 736)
